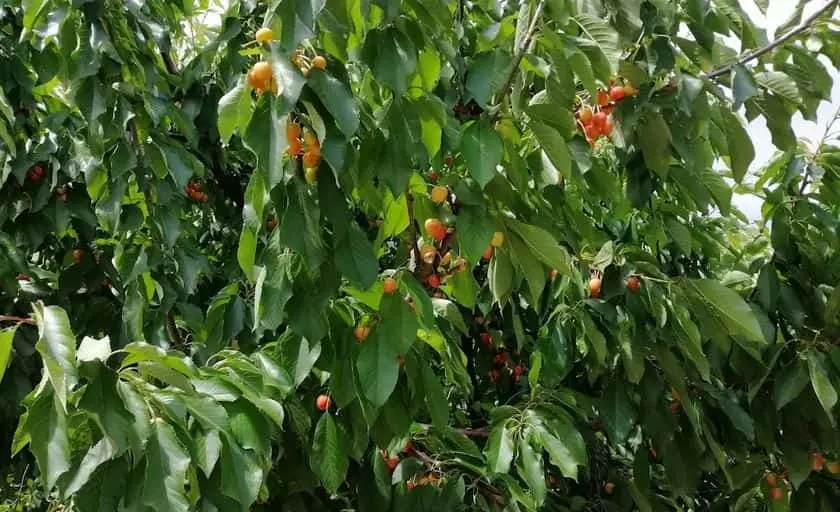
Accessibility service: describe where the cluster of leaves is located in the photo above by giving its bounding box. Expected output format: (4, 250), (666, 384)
(1, 0), (840, 510)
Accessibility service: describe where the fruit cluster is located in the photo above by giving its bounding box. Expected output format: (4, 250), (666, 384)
(185, 180), (209, 202)
(285, 120), (321, 183)
(577, 81), (638, 147)
(25, 164), (45, 183)
(292, 51), (327, 77)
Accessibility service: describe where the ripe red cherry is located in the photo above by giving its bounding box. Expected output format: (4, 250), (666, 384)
(385, 456), (400, 471)
(770, 487), (784, 501)
(383, 277), (398, 295)
(479, 332), (492, 346)
(424, 218), (447, 241)
(579, 107), (594, 124)
(315, 394), (330, 411)
(588, 277), (602, 296)
(426, 274), (441, 288)
(72, 249), (84, 264)
(488, 370), (500, 382)
(482, 246), (494, 260)
(593, 112), (608, 129)
(811, 451), (825, 472)
(353, 326), (370, 343)
(609, 86), (625, 101)
(597, 90), (610, 106)
(602, 117), (614, 136)
(428, 171), (439, 181)
(604, 482), (615, 495)
(626, 275), (641, 293)
(443, 154), (453, 167)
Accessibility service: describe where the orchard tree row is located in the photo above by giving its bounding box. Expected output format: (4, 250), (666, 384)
(1, 0), (840, 510)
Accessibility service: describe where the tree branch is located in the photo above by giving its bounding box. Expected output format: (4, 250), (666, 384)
(0, 315), (36, 326)
(495, 0), (546, 100)
(706, 0), (839, 79)
(405, 189), (423, 271)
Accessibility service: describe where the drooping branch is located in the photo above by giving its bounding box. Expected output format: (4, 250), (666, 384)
(495, 0), (547, 100)
(706, 0), (839, 79)
(0, 315), (36, 326)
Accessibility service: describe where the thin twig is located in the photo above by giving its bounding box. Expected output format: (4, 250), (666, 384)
(706, 0), (839, 79)
(405, 189), (422, 270)
(455, 426), (490, 438)
(165, 311), (183, 347)
(495, 0), (547, 100)
(0, 315), (36, 326)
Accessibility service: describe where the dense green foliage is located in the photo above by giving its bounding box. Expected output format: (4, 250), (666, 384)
(1, 0), (840, 510)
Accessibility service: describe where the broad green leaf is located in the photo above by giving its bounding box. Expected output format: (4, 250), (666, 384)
(665, 218), (692, 254)
(379, 294), (418, 355)
(63, 438), (116, 496)
(461, 121), (503, 188)
(311, 413), (348, 494)
(530, 121), (571, 178)
(600, 381), (637, 443)
(505, 219), (570, 275)
(307, 70), (359, 137)
(363, 27), (417, 94)
(538, 417), (587, 481)
(731, 64), (758, 108)
(516, 437), (547, 506)
(334, 223), (378, 289)
(356, 334), (399, 406)
(0, 325), (17, 383)
(774, 360), (810, 410)
(274, 0), (327, 51)
(218, 78), (253, 143)
(807, 350), (838, 424)
(143, 422), (191, 512)
(488, 248), (514, 304)
(466, 49), (512, 106)
(243, 99), (288, 185)
(719, 108), (754, 183)
(456, 205), (495, 266)
(220, 435), (263, 509)
(572, 13), (620, 70)
(685, 279), (764, 342)
(32, 304), (78, 411)
(581, 312), (607, 367)
(638, 110), (672, 178)
(23, 389), (70, 492)
(421, 365), (449, 428)
(754, 71), (802, 105)
(670, 305), (710, 381)
(485, 424), (515, 474)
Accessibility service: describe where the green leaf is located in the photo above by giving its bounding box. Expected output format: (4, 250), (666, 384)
(719, 108), (755, 183)
(537, 418), (586, 481)
(456, 205), (495, 266)
(461, 121), (503, 188)
(220, 435), (263, 509)
(23, 389), (70, 492)
(275, 0), (327, 51)
(517, 437), (547, 506)
(356, 333), (399, 406)
(218, 78), (254, 143)
(379, 294), (418, 355)
(268, 45), (307, 105)
(143, 422), (191, 512)
(307, 70), (359, 137)
(0, 325), (17, 383)
(530, 121), (571, 178)
(665, 218), (692, 254)
(334, 223), (378, 289)
(421, 365), (449, 428)
(278, 180), (325, 271)
(466, 49), (512, 106)
(505, 219), (570, 275)
(774, 360), (810, 410)
(254, 252), (295, 332)
(363, 27), (418, 94)
(731, 64), (758, 108)
(638, 110), (672, 178)
(63, 438), (116, 497)
(311, 413), (348, 494)
(807, 350), (838, 424)
(600, 381), (637, 443)
(572, 13), (620, 69)
(754, 71), (802, 105)
(243, 99), (288, 185)
(488, 248), (514, 304)
(670, 305), (710, 381)
(581, 312), (607, 367)
(485, 424), (515, 474)
(685, 279), (764, 342)
(32, 304), (78, 411)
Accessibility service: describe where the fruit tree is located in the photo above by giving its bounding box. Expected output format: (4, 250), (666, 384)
(1, 0), (840, 510)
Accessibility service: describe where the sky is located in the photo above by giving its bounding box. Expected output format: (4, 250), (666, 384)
(735, 0), (840, 221)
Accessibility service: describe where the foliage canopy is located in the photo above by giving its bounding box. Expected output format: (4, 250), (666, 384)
(1, 0), (840, 510)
